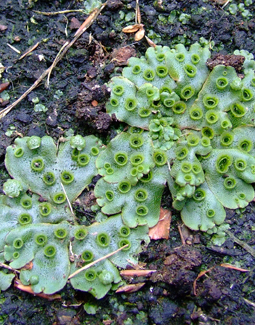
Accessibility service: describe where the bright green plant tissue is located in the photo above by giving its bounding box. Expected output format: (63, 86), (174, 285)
(1, 42), (255, 297)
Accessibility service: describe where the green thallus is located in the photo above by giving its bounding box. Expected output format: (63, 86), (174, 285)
(1, 42), (255, 299)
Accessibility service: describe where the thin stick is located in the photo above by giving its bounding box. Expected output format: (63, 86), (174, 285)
(226, 230), (255, 257)
(61, 182), (75, 216)
(220, 263), (249, 272)
(33, 9), (84, 16)
(0, 1), (108, 120)
(135, 0), (141, 24)
(18, 42), (40, 61)
(177, 223), (186, 245)
(7, 43), (20, 54)
(243, 298), (255, 308)
(46, 41), (69, 88)
(167, 160), (171, 172)
(0, 68), (50, 119)
(222, 0), (231, 9)
(68, 244), (128, 279)
(0, 262), (20, 273)
(120, 269), (157, 277)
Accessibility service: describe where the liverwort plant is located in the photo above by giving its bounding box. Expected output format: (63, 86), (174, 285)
(1, 42), (255, 298)
(0, 134), (149, 297)
(105, 42), (255, 242)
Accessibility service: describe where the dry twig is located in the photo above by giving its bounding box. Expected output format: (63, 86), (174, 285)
(61, 182), (75, 217)
(14, 279), (61, 300)
(120, 269), (156, 277)
(0, 262), (20, 273)
(18, 42), (40, 61)
(193, 263), (249, 295)
(33, 9), (84, 16)
(68, 244), (128, 279)
(116, 282), (145, 293)
(177, 223), (186, 245)
(0, 1), (108, 119)
(226, 230), (255, 257)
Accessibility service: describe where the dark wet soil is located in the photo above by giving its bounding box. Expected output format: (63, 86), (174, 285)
(0, 0), (255, 324)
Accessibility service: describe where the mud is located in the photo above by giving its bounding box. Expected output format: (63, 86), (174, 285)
(0, 0), (255, 324)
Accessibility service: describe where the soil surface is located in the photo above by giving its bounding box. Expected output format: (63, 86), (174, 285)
(0, 0), (255, 324)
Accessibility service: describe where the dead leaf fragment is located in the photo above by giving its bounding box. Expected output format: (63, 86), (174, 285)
(149, 208), (171, 240)
(14, 279), (61, 300)
(145, 36), (156, 48)
(210, 0), (228, 4)
(13, 36), (21, 42)
(22, 261), (33, 270)
(116, 282), (145, 293)
(103, 320), (114, 325)
(122, 24), (141, 33)
(193, 263), (249, 295)
(91, 100), (98, 107)
(220, 263), (249, 272)
(70, 17), (81, 30)
(111, 46), (136, 66)
(193, 266), (215, 296)
(0, 82), (10, 93)
(0, 24), (7, 32)
(134, 26), (145, 41)
(122, 23), (145, 42)
(120, 269), (156, 277)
